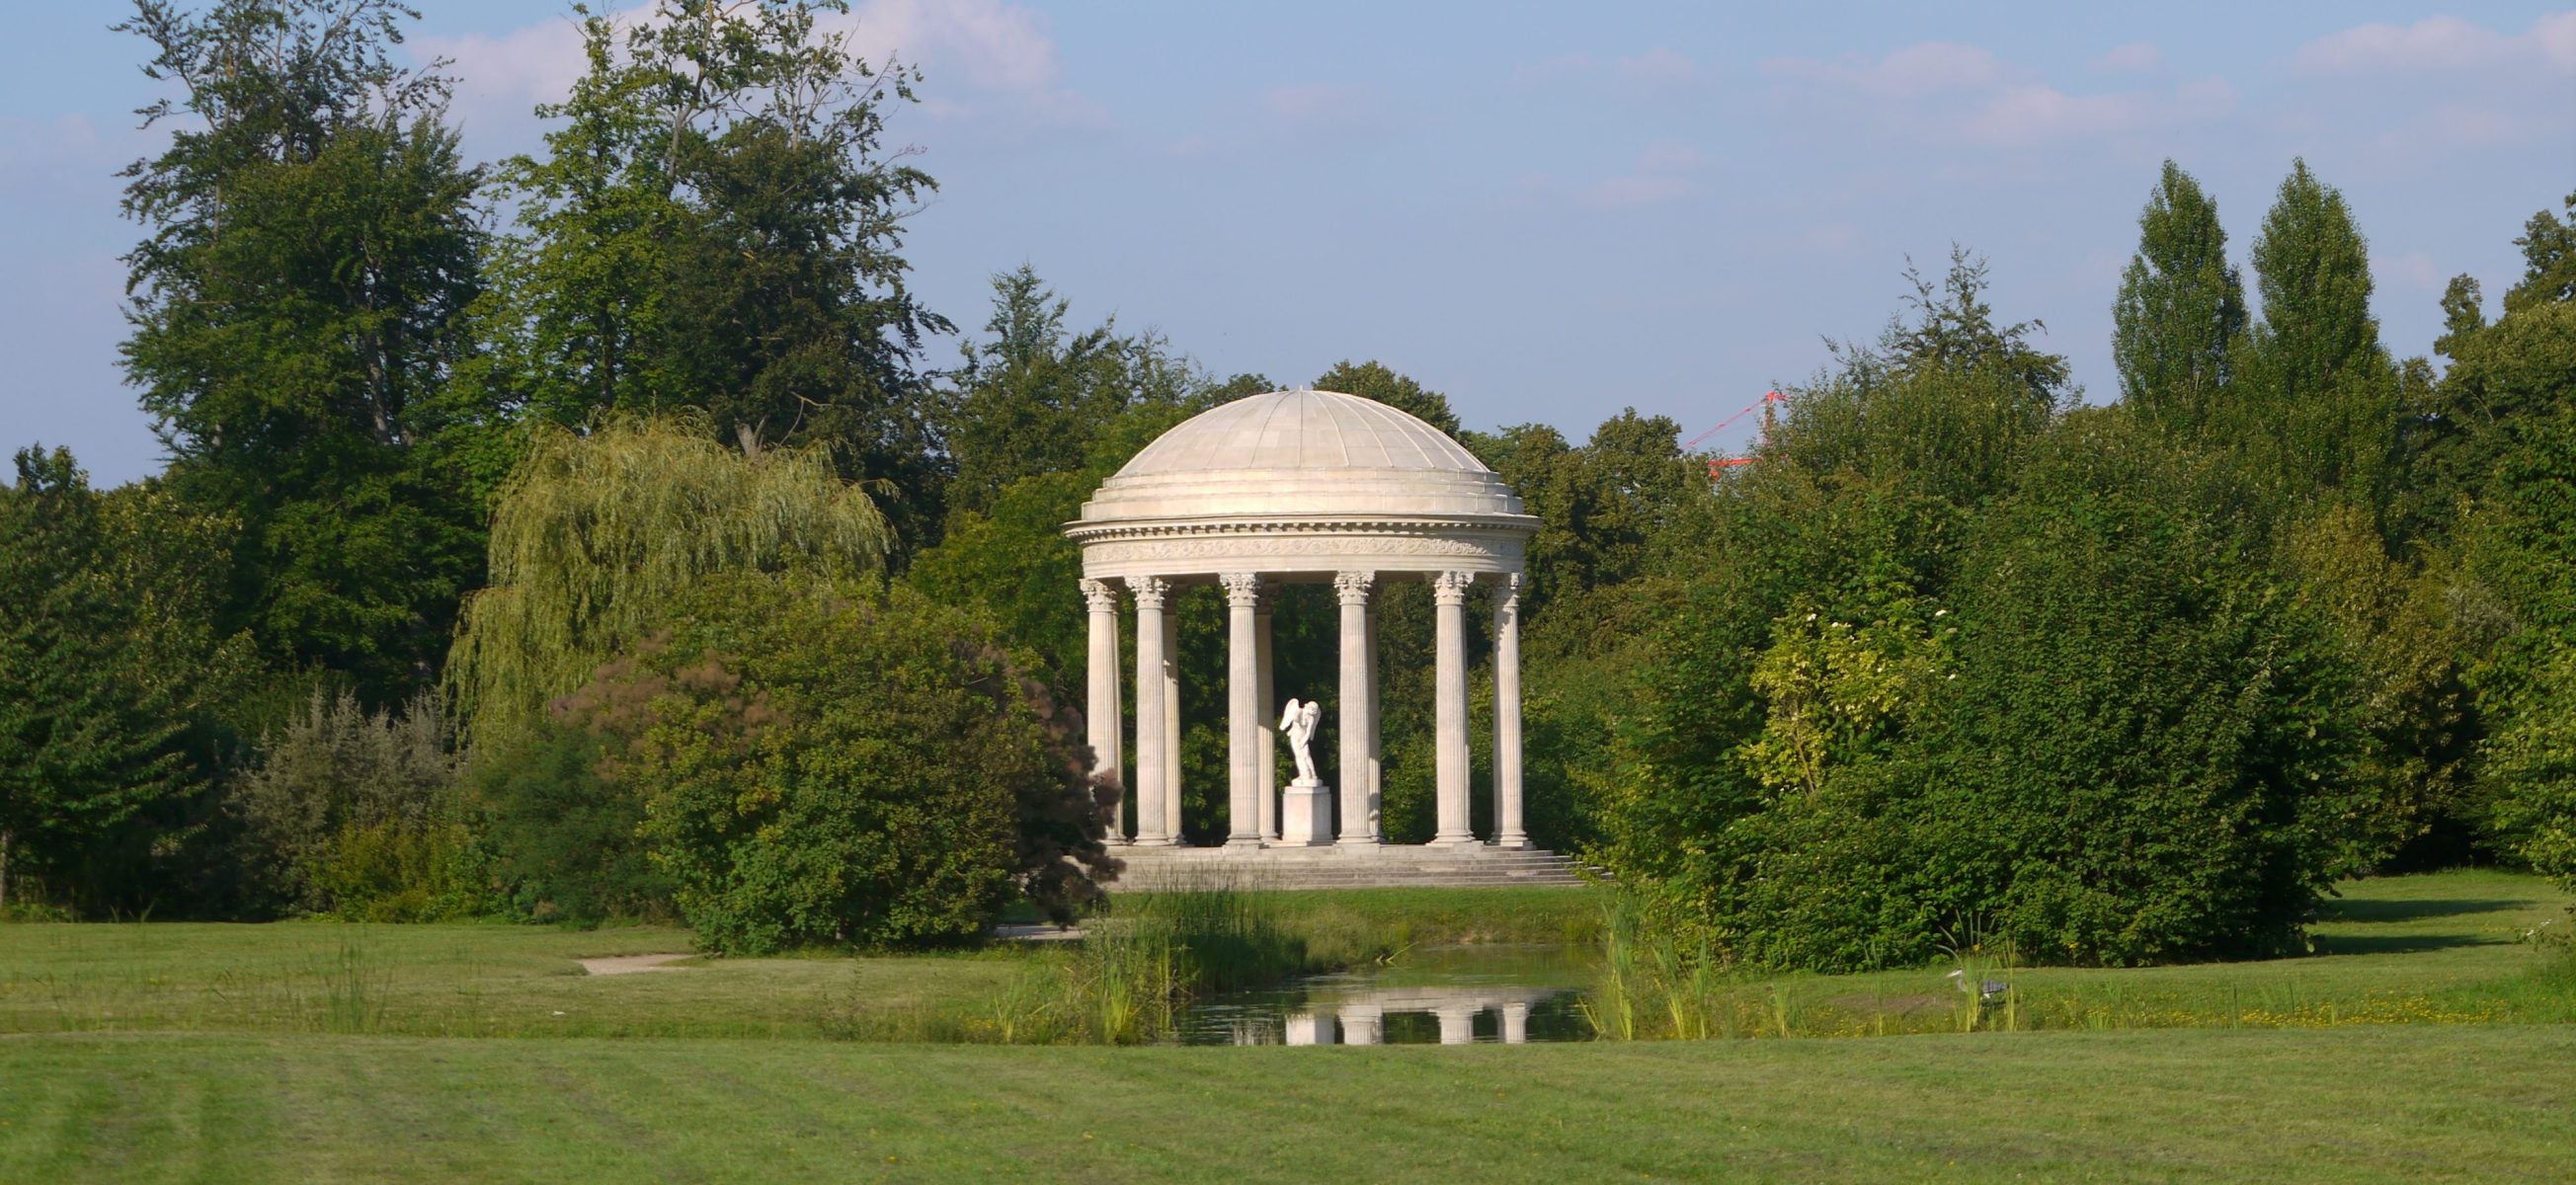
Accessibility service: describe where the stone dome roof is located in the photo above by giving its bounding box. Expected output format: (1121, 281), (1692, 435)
(1075, 389), (1533, 525)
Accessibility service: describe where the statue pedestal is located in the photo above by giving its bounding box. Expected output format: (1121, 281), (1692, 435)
(1277, 777), (1332, 846)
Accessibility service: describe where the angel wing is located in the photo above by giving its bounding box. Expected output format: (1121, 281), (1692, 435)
(1278, 697), (1304, 732)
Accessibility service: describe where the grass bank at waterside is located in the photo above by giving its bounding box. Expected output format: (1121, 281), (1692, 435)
(3, 874), (2572, 1041)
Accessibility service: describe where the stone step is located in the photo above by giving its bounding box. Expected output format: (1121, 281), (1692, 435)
(1101, 846), (1606, 891)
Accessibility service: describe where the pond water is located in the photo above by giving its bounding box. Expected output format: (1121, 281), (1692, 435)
(1174, 943), (1599, 1045)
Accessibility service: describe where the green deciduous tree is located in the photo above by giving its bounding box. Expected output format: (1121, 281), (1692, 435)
(467, 0), (949, 551)
(939, 267), (1205, 522)
(0, 448), (253, 912)
(447, 417), (889, 747)
(2114, 160), (2247, 433)
(1482, 410), (1699, 628)
(2466, 401), (2576, 882)
(1586, 255), (2069, 961)
(2398, 196), (2576, 547)
(2505, 192), (2576, 316)
(117, 0), (489, 702)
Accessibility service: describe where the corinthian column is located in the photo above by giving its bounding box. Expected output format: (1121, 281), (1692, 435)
(1430, 570), (1476, 846)
(1081, 578), (1126, 843)
(1333, 571), (1377, 845)
(1494, 572), (1528, 849)
(1221, 572), (1263, 848)
(1129, 577), (1172, 845)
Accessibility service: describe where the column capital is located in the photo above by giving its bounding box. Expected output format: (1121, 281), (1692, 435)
(1219, 571), (1262, 607)
(1332, 570), (1376, 605)
(1128, 575), (1171, 609)
(1431, 570), (1475, 605)
(1499, 571), (1524, 604)
(1080, 577), (1121, 613)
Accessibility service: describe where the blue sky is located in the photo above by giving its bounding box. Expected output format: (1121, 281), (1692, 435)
(5, 2), (2571, 485)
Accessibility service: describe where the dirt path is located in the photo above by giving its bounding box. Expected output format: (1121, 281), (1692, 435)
(577, 953), (694, 976)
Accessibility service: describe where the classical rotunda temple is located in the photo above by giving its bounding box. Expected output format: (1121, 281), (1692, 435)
(1068, 389), (1579, 884)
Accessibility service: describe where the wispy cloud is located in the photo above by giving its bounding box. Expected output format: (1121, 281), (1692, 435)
(1579, 140), (1708, 209)
(1637, 140), (1706, 171)
(1581, 174), (1694, 208)
(1966, 76), (2233, 145)
(415, 0), (1106, 146)
(1614, 47), (1697, 86)
(1512, 47), (1699, 91)
(1769, 41), (2002, 98)
(1260, 81), (1377, 125)
(1766, 40), (2231, 147)
(2090, 41), (2162, 75)
(2293, 12), (2576, 74)
(1510, 51), (1596, 87)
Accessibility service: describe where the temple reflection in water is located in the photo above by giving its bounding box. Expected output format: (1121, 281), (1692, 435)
(1213, 985), (1569, 1046)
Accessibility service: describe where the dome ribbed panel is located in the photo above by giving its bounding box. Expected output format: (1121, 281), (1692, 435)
(1078, 388), (1527, 526)
(1113, 389), (1489, 478)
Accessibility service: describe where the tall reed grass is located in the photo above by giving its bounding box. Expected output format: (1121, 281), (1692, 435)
(1580, 891), (1735, 1040)
(833, 883), (1320, 1045)
(1577, 891), (2549, 1041)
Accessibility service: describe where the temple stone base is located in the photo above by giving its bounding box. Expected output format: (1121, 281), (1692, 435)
(1103, 844), (1593, 892)
(1277, 779), (1332, 846)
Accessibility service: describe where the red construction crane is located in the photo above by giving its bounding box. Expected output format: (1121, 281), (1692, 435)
(1683, 389), (1786, 479)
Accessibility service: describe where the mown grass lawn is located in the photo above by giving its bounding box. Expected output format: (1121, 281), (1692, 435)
(6, 1025), (2571, 1183)
(3, 873), (2571, 1181)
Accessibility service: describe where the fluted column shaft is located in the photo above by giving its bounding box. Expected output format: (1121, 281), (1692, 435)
(1082, 579), (1126, 842)
(1431, 571), (1476, 845)
(1130, 577), (1172, 845)
(1222, 573), (1262, 847)
(1334, 572), (1377, 844)
(1162, 602), (1183, 843)
(1494, 572), (1528, 849)
(1256, 605), (1276, 839)
(1365, 608), (1381, 828)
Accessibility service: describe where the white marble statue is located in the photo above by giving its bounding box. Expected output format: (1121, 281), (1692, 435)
(1278, 697), (1323, 783)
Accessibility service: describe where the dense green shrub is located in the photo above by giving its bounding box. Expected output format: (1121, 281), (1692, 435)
(2487, 645), (2576, 894)
(2472, 405), (2576, 892)
(228, 689), (483, 919)
(1899, 416), (2374, 965)
(469, 720), (673, 924)
(567, 575), (1113, 954)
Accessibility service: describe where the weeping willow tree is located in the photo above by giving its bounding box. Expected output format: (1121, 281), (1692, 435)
(448, 417), (890, 745)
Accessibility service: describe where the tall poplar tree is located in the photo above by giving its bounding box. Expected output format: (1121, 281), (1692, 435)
(2113, 161), (2246, 433)
(2238, 159), (2396, 506)
(117, 0), (487, 703)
